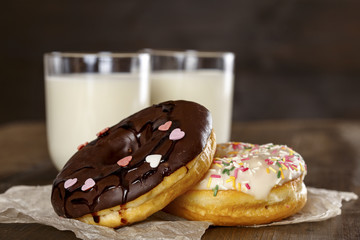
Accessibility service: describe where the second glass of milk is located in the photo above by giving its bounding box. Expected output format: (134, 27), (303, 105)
(148, 50), (234, 143)
(44, 52), (150, 170)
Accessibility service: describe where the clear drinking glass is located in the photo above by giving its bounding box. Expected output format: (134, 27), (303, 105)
(44, 52), (150, 170)
(147, 50), (234, 143)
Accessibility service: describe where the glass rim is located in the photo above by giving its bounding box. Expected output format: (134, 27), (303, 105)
(142, 49), (234, 58)
(44, 51), (149, 58)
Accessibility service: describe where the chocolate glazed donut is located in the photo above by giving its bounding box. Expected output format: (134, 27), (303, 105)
(51, 100), (215, 226)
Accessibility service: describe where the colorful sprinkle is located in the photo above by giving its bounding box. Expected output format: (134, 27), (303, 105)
(96, 127), (109, 137)
(277, 171), (281, 178)
(292, 165), (299, 171)
(300, 163), (304, 172)
(241, 157), (250, 161)
(232, 143), (242, 149)
(231, 176), (236, 188)
(237, 183), (241, 191)
(169, 128), (185, 140)
(64, 178), (77, 189)
(265, 158), (274, 165)
(215, 164), (223, 168)
(207, 177), (212, 188)
(117, 156), (132, 167)
(240, 166), (249, 172)
(266, 168), (270, 174)
(158, 121), (172, 131)
(227, 151), (238, 155)
(222, 161), (231, 166)
(280, 168), (285, 179)
(77, 142), (88, 151)
(226, 178), (232, 183)
(222, 168), (230, 176)
(269, 167), (277, 173)
(210, 174), (221, 178)
(245, 183), (251, 190)
(213, 185), (219, 196)
(81, 178), (95, 191)
(226, 176), (236, 189)
(234, 168), (240, 178)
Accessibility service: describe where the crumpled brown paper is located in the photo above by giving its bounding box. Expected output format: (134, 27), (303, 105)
(252, 187), (358, 227)
(0, 185), (357, 239)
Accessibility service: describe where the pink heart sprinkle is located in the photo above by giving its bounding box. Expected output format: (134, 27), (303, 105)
(64, 178), (77, 189)
(77, 142), (88, 151)
(169, 128), (185, 141)
(117, 156), (132, 167)
(96, 127), (110, 137)
(158, 121), (172, 131)
(81, 178), (95, 191)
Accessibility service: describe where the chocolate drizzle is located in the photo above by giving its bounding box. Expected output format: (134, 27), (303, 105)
(51, 100), (212, 218)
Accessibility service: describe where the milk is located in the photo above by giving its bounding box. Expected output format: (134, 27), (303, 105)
(45, 73), (149, 169)
(150, 70), (233, 143)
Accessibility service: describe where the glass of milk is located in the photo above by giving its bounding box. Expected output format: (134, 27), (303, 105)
(147, 50), (234, 143)
(44, 52), (150, 170)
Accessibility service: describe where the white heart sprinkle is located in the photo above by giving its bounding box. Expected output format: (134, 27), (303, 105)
(145, 154), (162, 168)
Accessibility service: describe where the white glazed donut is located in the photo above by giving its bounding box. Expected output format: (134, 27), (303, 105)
(165, 142), (307, 226)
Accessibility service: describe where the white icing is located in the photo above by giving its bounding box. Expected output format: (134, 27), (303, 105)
(194, 142), (307, 199)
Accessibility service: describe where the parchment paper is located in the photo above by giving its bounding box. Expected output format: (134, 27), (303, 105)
(0, 185), (357, 239)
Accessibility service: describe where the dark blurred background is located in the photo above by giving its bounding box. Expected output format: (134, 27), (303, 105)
(1, 0), (360, 124)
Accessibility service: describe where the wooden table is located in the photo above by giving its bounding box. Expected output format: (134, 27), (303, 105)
(0, 120), (359, 239)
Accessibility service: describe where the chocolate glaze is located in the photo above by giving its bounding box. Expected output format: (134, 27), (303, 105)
(51, 100), (212, 218)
